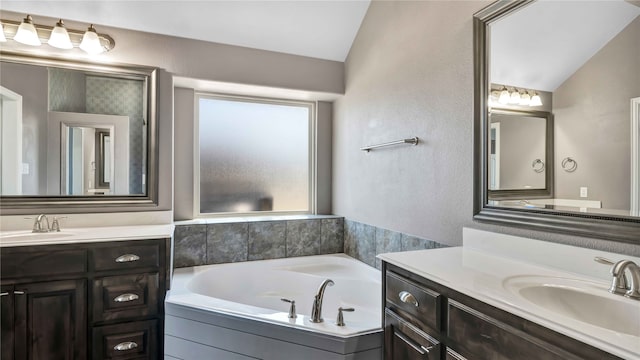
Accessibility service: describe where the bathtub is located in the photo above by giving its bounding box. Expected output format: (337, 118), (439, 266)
(165, 254), (383, 360)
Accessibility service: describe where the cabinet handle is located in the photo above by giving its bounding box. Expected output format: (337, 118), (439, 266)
(114, 293), (139, 302)
(115, 254), (140, 263)
(394, 332), (432, 356)
(0, 292), (9, 297)
(13, 291), (25, 295)
(113, 341), (138, 351)
(399, 291), (419, 307)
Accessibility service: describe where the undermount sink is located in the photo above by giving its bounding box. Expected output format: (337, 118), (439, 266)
(504, 276), (640, 337)
(0, 230), (74, 242)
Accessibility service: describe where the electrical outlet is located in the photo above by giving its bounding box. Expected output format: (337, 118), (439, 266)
(21, 163), (29, 175)
(580, 187), (588, 198)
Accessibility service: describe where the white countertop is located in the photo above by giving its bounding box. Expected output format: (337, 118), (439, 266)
(378, 240), (640, 360)
(0, 224), (174, 247)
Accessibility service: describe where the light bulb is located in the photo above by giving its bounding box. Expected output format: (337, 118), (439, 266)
(0, 24), (7, 42)
(498, 88), (510, 104)
(530, 93), (543, 106)
(14, 15), (41, 46)
(79, 24), (104, 54)
(48, 19), (73, 49)
(518, 92), (531, 106)
(509, 90), (521, 104)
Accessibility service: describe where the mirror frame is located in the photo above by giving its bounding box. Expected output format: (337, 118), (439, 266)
(488, 108), (554, 199)
(0, 51), (159, 211)
(473, 0), (640, 244)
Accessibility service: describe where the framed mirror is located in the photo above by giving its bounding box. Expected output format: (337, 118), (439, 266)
(0, 52), (158, 210)
(473, 0), (640, 243)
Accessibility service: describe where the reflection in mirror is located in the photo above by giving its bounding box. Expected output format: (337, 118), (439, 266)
(486, 0), (639, 217)
(489, 110), (548, 191)
(0, 55), (153, 200)
(473, 0), (640, 243)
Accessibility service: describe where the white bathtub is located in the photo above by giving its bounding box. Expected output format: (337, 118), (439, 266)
(165, 254), (383, 360)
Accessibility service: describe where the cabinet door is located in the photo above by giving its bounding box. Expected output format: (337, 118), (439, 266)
(385, 310), (441, 360)
(14, 279), (87, 360)
(1, 285), (15, 360)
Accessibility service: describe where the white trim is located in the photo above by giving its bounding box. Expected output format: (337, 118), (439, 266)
(489, 122), (501, 190)
(0, 86), (23, 195)
(631, 97), (640, 216)
(193, 93), (317, 217)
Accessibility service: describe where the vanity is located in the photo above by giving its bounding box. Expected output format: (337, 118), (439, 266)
(379, 228), (639, 360)
(0, 225), (172, 360)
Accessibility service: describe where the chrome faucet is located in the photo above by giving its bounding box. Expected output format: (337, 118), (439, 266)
(611, 260), (640, 299)
(32, 214), (51, 233)
(595, 256), (640, 300)
(310, 279), (334, 323)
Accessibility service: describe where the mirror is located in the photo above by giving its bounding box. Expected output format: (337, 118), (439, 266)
(474, 0), (640, 243)
(0, 52), (158, 209)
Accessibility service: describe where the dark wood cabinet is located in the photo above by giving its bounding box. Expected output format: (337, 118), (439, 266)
(1, 238), (169, 360)
(382, 262), (622, 360)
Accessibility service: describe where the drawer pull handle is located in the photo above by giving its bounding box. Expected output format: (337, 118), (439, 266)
(115, 254), (140, 263)
(0, 292), (9, 297)
(114, 293), (139, 302)
(113, 341), (138, 351)
(399, 291), (419, 307)
(13, 291), (25, 295)
(394, 332), (432, 355)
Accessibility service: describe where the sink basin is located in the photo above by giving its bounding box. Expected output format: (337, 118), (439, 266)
(0, 231), (74, 242)
(504, 276), (640, 336)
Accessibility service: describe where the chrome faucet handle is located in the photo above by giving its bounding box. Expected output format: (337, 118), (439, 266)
(336, 307), (355, 327)
(50, 216), (67, 232)
(594, 256), (628, 294)
(280, 298), (297, 319)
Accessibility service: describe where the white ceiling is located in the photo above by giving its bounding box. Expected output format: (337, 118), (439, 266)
(490, 0), (639, 92)
(0, 0), (371, 62)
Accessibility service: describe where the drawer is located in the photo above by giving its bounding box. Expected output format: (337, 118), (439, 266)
(93, 273), (159, 323)
(93, 319), (157, 359)
(91, 243), (160, 272)
(385, 309), (441, 360)
(447, 300), (577, 360)
(386, 271), (441, 331)
(1, 248), (86, 280)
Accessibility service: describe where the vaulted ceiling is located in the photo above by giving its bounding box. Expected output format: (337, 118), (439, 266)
(490, 0), (640, 92)
(0, 1), (371, 62)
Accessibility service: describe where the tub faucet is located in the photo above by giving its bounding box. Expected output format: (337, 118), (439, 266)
(310, 279), (334, 323)
(32, 214), (51, 233)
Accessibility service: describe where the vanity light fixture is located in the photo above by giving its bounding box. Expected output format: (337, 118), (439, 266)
(79, 25), (104, 54)
(530, 93), (543, 106)
(498, 87), (510, 104)
(518, 92), (531, 106)
(509, 89), (521, 104)
(14, 15), (41, 46)
(48, 19), (73, 49)
(0, 15), (115, 54)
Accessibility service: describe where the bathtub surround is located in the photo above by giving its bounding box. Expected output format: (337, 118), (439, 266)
(173, 217), (344, 268)
(344, 219), (448, 269)
(173, 217), (445, 269)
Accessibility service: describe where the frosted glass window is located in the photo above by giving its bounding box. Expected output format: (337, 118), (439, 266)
(198, 96), (312, 214)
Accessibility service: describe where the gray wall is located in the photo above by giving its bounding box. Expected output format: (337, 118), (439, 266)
(553, 17), (640, 211)
(333, 1), (638, 256)
(0, 62), (48, 195)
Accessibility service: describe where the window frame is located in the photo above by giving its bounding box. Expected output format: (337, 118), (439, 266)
(193, 92), (317, 217)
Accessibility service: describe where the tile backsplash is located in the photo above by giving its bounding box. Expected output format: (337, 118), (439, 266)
(174, 217), (446, 269)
